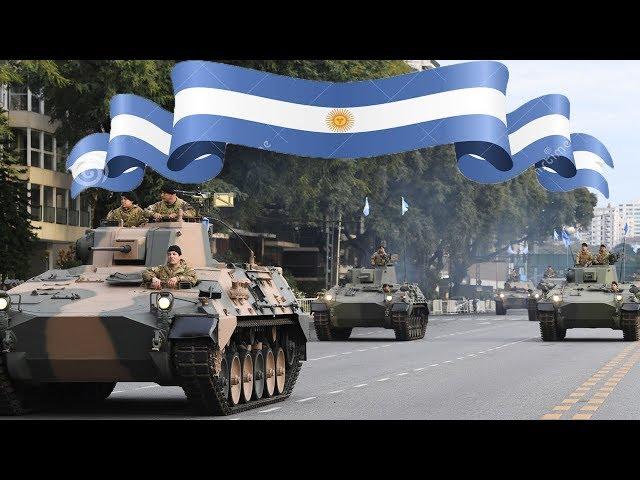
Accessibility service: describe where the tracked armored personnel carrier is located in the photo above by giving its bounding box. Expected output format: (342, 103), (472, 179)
(534, 262), (640, 341)
(310, 259), (428, 341)
(495, 280), (539, 319)
(531, 274), (566, 321)
(0, 218), (308, 415)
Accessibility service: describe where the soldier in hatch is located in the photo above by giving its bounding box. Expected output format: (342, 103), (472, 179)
(595, 244), (610, 265)
(142, 245), (198, 289)
(106, 192), (146, 227)
(145, 185), (196, 221)
(371, 245), (390, 266)
(576, 243), (594, 266)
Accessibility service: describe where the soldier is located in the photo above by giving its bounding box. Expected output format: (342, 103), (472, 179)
(543, 265), (556, 278)
(106, 192), (146, 227)
(142, 244), (198, 290)
(595, 244), (610, 265)
(576, 243), (594, 266)
(508, 269), (519, 282)
(610, 281), (620, 293)
(146, 186), (196, 221)
(371, 245), (389, 266)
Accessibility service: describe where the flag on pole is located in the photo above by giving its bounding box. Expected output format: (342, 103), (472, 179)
(522, 244), (529, 255)
(507, 245), (515, 255)
(401, 197), (409, 216)
(363, 197), (370, 217)
(574, 229), (582, 241)
(624, 222), (629, 236)
(561, 229), (570, 248)
(553, 229), (559, 241)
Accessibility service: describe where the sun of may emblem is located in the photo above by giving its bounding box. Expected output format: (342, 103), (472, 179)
(325, 108), (355, 132)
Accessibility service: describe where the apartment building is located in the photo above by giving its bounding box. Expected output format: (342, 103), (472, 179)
(1, 84), (92, 277)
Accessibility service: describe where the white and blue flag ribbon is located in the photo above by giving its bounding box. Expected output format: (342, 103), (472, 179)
(562, 229), (571, 248)
(401, 197), (409, 216)
(363, 197), (370, 217)
(624, 222), (629, 236)
(553, 229), (559, 241)
(67, 60), (614, 198)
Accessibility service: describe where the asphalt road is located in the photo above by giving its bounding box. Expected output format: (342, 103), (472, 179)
(17, 311), (640, 420)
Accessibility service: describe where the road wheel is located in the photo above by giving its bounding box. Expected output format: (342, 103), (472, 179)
(263, 346), (276, 397)
(539, 312), (564, 341)
(275, 347), (286, 395)
(228, 350), (242, 406)
(313, 312), (332, 341)
(252, 349), (265, 400)
(622, 314), (640, 341)
(240, 349), (253, 403)
(496, 302), (506, 315)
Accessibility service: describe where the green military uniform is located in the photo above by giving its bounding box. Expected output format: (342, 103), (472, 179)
(371, 250), (389, 266)
(595, 248), (610, 265)
(145, 197), (196, 218)
(142, 259), (198, 288)
(106, 205), (147, 227)
(543, 267), (556, 278)
(576, 250), (594, 266)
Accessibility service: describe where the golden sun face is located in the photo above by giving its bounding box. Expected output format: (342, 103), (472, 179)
(326, 108), (355, 132)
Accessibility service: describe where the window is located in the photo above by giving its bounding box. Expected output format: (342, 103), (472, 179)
(10, 128), (28, 165)
(56, 188), (67, 224)
(56, 142), (68, 172)
(8, 85), (27, 111)
(43, 133), (54, 170)
(43, 186), (55, 223)
(30, 130), (41, 168)
(30, 89), (42, 114)
(29, 184), (42, 221)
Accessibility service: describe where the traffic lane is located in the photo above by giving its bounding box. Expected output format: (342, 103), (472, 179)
(235, 326), (629, 419)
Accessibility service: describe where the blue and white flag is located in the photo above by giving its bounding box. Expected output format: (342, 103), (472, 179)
(562, 229), (571, 248)
(67, 61), (614, 198)
(553, 230), (559, 241)
(507, 245), (516, 255)
(401, 197), (409, 216)
(522, 244), (528, 255)
(363, 197), (370, 217)
(624, 222), (629, 236)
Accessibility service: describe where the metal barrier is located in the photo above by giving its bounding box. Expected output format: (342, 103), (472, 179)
(298, 297), (316, 314)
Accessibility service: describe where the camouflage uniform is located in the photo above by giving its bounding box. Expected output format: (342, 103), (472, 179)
(142, 259), (198, 288)
(576, 250), (594, 266)
(106, 205), (147, 227)
(543, 267), (556, 278)
(508, 271), (519, 282)
(145, 197), (196, 218)
(595, 249), (610, 265)
(371, 250), (389, 266)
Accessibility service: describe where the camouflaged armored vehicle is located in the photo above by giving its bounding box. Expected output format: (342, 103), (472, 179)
(495, 280), (540, 319)
(0, 217), (308, 415)
(532, 274), (566, 322)
(310, 259), (428, 341)
(534, 260), (640, 341)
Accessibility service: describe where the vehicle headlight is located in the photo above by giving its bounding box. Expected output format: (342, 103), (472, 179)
(157, 294), (173, 311)
(534, 293), (540, 299)
(499, 293), (505, 298)
(0, 296), (9, 311)
(552, 295), (561, 303)
(324, 294), (333, 301)
(385, 295), (393, 302)
(616, 294), (623, 302)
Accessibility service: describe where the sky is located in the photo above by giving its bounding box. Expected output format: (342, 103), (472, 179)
(439, 60), (639, 207)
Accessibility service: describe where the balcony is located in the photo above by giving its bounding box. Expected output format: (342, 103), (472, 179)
(68, 210), (79, 226)
(56, 207), (67, 225)
(80, 211), (90, 228)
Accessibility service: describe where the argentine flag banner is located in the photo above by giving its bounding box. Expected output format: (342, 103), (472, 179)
(67, 60), (614, 198)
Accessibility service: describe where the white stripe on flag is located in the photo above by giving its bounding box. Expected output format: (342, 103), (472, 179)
(70, 150), (107, 178)
(508, 114), (570, 155)
(173, 87), (507, 133)
(110, 114), (172, 155)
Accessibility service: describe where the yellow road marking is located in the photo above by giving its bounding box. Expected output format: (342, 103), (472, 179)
(553, 405), (572, 411)
(541, 413), (563, 420)
(572, 413), (593, 420)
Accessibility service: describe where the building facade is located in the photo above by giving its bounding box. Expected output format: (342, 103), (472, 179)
(1, 84), (92, 277)
(588, 203), (635, 248)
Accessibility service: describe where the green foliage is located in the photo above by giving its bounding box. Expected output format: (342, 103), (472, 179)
(0, 115), (38, 282)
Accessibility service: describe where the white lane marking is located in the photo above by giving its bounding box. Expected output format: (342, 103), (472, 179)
(353, 383), (368, 388)
(341, 351), (353, 355)
(381, 344), (392, 348)
(296, 397), (317, 403)
(309, 354), (337, 361)
(444, 360), (453, 363)
(260, 407), (281, 413)
(467, 354), (477, 357)
(457, 357), (465, 360)
(478, 322), (491, 325)
(430, 363), (439, 367)
(356, 349), (368, 352)
(413, 367), (426, 371)
(328, 390), (344, 394)
(477, 351), (486, 354)
(111, 385), (160, 394)
(377, 377), (390, 382)
(397, 373), (409, 376)
(371, 347), (380, 350)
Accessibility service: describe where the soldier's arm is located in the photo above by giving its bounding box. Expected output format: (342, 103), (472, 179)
(106, 209), (116, 221)
(178, 266), (198, 286)
(181, 202), (196, 218)
(142, 267), (159, 282)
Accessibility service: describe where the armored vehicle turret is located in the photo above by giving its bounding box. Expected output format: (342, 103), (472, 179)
(0, 218), (308, 415)
(533, 263), (640, 341)
(310, 259), (428, 341)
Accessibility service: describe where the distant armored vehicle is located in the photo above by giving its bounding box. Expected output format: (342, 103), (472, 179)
(495, 280), (539, 319)
(0, 218), (308, 415)
(310, 258), (428, 341)
(533, 261), (640, 341)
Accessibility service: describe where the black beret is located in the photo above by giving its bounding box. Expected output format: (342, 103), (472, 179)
(582, 243), (588, 247)
(167, 244), (182, 256)
(161, 185), (176, 195)
(122, 191), (138, 203)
